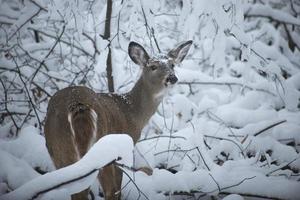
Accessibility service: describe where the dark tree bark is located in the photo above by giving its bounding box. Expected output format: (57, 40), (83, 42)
(104, 0), (114, 92)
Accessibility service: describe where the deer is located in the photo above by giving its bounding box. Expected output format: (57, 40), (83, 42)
(44, 40), (193, 200)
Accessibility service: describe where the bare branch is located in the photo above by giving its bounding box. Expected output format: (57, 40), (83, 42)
(12, 57), (42, 132)
(141, 5), (161, 53)
(27, 27), (93, 57)
(204, 135), (245, 157)
(31, 25), (66, 81)
(253, 120), (286, 137)
(196, 147), (210, 171)
(8, 0), (47, 41)
(118, 166), (150, 200)
(30, 158), (119, 200)
(137, 135), (186, 143)
(178, 81), (276, 96)
(0, 78), (19, 132)
(266, 157), (300, 176)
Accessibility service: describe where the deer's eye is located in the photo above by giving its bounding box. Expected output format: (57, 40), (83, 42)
(171, 63), (175, 68)
(150, 65), (157, 71)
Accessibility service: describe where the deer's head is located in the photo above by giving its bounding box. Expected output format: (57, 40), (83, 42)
(128, 40), (193, 95)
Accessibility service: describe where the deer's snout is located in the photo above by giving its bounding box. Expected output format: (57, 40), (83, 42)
(166, 74), (178, 85)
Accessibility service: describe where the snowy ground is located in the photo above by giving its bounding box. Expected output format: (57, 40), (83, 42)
(1, 70), (300, 199)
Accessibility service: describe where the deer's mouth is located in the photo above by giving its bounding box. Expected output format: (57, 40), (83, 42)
(165, 75), (178, 86)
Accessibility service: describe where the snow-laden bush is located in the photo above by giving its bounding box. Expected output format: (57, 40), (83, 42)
(0, 0), (299, 199)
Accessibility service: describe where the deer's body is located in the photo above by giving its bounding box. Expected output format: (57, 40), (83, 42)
(44, 41), (192, 200)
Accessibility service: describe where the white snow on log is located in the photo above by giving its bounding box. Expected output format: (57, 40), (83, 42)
(150, 167), (300, 200)
(0, 134), (133, 200)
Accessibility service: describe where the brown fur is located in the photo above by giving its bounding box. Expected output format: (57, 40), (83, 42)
(44, 41), (192, 200)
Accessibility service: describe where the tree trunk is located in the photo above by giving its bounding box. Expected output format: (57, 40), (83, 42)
(104, 0), (114, 92)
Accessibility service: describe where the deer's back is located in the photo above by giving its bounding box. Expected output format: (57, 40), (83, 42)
(44, 86), (138, 167)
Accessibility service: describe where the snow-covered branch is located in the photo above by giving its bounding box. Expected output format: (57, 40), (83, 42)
(1, 0), (299, 199)
(152, 168), (299, 200)
(0, 134), (133, 200)
(244, 4), (300, 27)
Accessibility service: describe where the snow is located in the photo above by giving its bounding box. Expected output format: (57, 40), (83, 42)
(222, 194), (244, 200)
(7, 0), (40, 40)
(1, 0), (300, 199)
(0, 133), (133, 200)
(244, 4), (300, 26)
(0, 150), (39, 192)
(127, 166), (300, 200)
(0, 126), (54, 172)
(214, 106), (278, 128)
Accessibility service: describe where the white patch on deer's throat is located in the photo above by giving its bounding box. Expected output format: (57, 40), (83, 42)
(89, 108), (98, 148)
(68, 112), (81, 160)
(154, 88), (167, 101)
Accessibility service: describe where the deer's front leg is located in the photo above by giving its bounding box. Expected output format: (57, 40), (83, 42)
(71, 188), (89, 200)
(99, 164), (122, 200)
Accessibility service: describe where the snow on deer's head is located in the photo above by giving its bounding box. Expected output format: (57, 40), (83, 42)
(128, 40), (193, 93)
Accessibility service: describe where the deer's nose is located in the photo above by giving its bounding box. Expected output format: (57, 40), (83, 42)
(166, 74), (178, 84)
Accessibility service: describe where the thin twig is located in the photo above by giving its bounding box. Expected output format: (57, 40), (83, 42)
(220, 176), (256, 191)
(154, 147), (198, 156)
(163, 176), (257, 198)
(253, 120), (286, 137)
(266, 157), (299, 176)
(82, 32), (100, 56)
(140, 5), (161, 53)
(0, 66), (52, 97)
(118, 167), (150, 200)
(31, 25), (66, 81)
(138, 135), (186, 143)
(196, 147), (210, 171)
(220, 191), (283, 200)
(204, 135), (245, 157)
(178, 81), (276, 96)
(29, 0), (47, 12)
(27, 27), (93, 57)
(12, 57), (42, 132)
(8, 3), (45, 41)
(208, 173), (220, 192)
(0, 78), (19, 132)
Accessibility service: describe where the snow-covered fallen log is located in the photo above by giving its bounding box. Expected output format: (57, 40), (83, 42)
(0, 134), (133, 200)
(150, 166), (300, 200)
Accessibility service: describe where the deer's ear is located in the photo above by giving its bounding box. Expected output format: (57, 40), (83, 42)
(128, 42), (150, 66)
(168, 40), (193, 64)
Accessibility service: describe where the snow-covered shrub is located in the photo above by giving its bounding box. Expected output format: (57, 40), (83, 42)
(0, 0), (299, 199)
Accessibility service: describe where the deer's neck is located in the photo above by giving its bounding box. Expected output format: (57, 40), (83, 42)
(126, 76), (164, 128)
